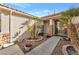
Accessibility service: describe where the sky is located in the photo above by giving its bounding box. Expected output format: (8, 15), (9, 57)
(3, 3), (79, 17)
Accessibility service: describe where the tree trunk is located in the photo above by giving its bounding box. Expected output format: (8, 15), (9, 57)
(66, 23), (79, 50)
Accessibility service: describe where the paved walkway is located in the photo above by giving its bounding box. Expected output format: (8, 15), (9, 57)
(0, 44), (24, 55)
(26, 36), (61, 55)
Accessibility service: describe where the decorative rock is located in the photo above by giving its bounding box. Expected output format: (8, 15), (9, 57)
(0, 33), (10, 45)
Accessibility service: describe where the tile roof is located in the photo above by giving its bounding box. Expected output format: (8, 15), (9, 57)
(40, 13), (61, 21)
(0, 4), (37, 18)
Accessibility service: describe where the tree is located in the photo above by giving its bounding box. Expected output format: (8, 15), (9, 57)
(59, 8), (79, 51)
(26, 16), (39, 39)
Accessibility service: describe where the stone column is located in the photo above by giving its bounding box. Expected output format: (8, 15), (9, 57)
(48, 19), (53, 36)
(52, 20), (56, 35)
(43, 20), (49, 36)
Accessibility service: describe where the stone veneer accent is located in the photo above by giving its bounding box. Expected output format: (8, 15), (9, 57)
(0, 33), (10, 45)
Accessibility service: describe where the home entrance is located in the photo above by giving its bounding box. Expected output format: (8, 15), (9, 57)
(55, 21), (67, 36)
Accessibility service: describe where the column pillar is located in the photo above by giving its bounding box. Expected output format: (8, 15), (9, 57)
(48, 19), (53, 36)
(52, 20), (56, 35)
(9, 10), (12, 42)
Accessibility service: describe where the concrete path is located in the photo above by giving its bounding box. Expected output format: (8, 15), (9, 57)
(0, 44), (24, 55)
(26, 36), (61, 55)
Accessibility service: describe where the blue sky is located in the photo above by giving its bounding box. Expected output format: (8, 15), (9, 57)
(4, 3), (79, 17)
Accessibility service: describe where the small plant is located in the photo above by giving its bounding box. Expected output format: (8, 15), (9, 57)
(25, 16), (42, 39)
(27, 25), (35, 39)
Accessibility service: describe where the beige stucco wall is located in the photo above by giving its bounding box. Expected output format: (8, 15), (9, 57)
(1, 11), (9, 33)
(11, 13), (29, 38)
(15, 31), (31, 42)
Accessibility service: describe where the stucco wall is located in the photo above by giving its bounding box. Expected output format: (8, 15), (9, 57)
(16, 31), (31, 42)
(1, 11), (9, 33)
(11, 13), (29, 38)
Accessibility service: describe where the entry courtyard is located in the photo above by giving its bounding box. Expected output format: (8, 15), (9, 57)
(0, 3), (79, 55)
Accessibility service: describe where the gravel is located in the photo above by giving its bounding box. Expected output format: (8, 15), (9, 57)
(52, 38), (70, 55)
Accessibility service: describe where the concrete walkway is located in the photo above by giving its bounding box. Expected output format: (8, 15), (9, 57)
(0, 44), (24, 55)
(26, 36), (61, 55)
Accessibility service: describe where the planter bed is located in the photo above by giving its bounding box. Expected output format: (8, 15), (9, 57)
(16, 36), (47, 53)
